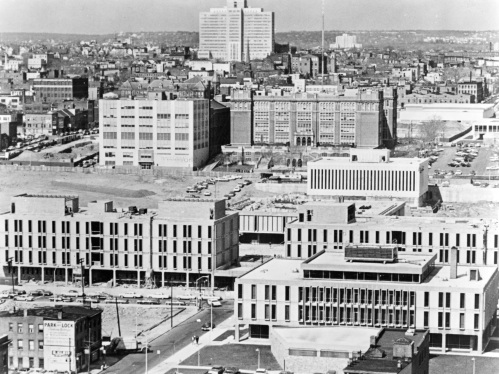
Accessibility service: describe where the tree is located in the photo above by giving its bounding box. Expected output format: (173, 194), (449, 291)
(441, 67), (472, 83)
(420, 116), (446, 144)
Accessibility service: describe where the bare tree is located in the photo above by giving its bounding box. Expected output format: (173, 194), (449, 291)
(420, 116), (446, 144)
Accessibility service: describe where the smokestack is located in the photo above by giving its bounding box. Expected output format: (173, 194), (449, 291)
(450, 246), (458, 279)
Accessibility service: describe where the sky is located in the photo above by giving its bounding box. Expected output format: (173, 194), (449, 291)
(0, 0), (498, 35)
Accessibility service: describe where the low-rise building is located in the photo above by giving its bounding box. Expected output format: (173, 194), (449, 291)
(33, 78), (89, 103)
(307, 149), (428, 206)
(0, 194), (239, 289)
(0, 334), (9, 374)
(0, 306), (102, 372)
(23, 113), (57, 136)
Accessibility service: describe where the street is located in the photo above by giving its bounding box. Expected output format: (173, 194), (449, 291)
(101, 305), (234, 374)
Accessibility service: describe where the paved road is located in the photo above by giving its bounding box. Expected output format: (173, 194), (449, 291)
(102, 305), (233, 374)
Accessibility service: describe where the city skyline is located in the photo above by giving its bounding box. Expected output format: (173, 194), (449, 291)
(0, 0), (498, 35)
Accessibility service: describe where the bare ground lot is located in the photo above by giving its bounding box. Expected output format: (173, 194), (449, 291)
(0, 170), (277, 212)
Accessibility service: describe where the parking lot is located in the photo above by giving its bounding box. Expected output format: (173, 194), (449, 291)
(430, 144), (498, 178)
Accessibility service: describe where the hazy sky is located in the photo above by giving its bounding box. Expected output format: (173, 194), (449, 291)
(0, 0), (497, 34)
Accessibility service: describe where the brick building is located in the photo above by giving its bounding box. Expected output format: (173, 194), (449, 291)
(33, 78), (89, 103)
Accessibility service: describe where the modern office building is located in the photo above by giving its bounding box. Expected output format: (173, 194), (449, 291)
(199, 0), (274, 61)
(307, 149), (429, 206)
(0, 306), (102, 372)
(284, 201), (499, 267)
(229, 89), (396, 148)
(234, 204), (499, 354)
(0, 194), (239, 290)
(330, 34), (362, 49)
(99, 98), (210, 169)
(33, 78), (89, 103)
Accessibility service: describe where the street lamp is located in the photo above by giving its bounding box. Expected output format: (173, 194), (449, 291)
(256, 348), (260, 369)
(471, 357), (475, 374)
(195, 275), (210, 309)
(7, 257), (15, 295)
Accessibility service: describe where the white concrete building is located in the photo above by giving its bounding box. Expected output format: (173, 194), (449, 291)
(199, 0), (274, 61)
(307, 149), (429, 206)
(399, 103), (494, 123)
(99, 98), (210, 169)
(330, 34), (362, 49)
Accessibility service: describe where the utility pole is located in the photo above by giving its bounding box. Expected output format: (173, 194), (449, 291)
(7, 258), (14, 295)
(87, 327), (91, 374)
(115, 297), (122, 337)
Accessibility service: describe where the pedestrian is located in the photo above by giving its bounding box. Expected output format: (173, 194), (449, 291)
(195, 335), (199, 345)
(192, 336), (195, 345)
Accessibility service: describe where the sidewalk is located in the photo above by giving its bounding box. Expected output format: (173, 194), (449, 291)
(148, 316), (235, 374)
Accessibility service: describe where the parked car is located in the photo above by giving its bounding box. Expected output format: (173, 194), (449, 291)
(177, 294), (196, 301)
(29, 290), (44, 297)
(0, 291), (10, 299)
(481, 183), (489, 188)
(63, 290), (82, 297)
(104, 298), (129, 304)
(137, 299), (160, 305)
(255, 369), (267, 374)
(14, 295), (35, 302)
(454, 170), (462, 175)
(233, 187), (241, 192)
(49, 296), (64, 302)
(120, 292), (143, 299)
(206, 366), (225, 374)
(204, 191), (212, 196)
(223, 367), (239, 374)
(207, 299), (222, 307)
(228, 192), (236, 197)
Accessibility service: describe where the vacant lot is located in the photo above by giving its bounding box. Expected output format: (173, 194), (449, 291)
(0, 170), (276, 212)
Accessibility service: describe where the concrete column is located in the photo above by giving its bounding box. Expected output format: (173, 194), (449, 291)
(17, 266), (21, 284)
(161, 272), (165, 288)
(65, 268), (68, 284)
(137, 271), (141, 287)
(442, 333), (446, 353)
(89, 268), (92, 287)
(186, 272), (190, 289)
(113, 269), (116, 287)
(235, 324), (240, 342)
(41, 267), (44, 283)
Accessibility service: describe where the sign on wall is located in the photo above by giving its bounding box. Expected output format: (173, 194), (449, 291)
(44, 320), (76, 372)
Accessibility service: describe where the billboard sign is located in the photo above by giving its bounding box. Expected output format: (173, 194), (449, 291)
(44, 321), (76, 372)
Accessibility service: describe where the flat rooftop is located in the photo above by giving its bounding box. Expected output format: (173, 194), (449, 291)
(404, 103), (493, 110)
(0, 306), (102, 320)
(304, 251), (433, 275)
(273, 326), (379, 352)
(302, 200), (405, 217)
(239, 257), (497, 289)
(309, 157), (425, 165)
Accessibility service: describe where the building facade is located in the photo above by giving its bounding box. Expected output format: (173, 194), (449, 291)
(33, 78), (89, 103)
(229, 89), (391, 148)
(330, 34), (362, 49)
(199, 0), (274, 61)
(307, 149), (429, 206)
(99, 98), (210, 169)
(234, 203), (499, 354)
(457, 81), (484, 103)
(23, 113), (57, 136)
(0, 335), (9, 374)
(0, 194), (239, 289)
(0, 306), (102, 372)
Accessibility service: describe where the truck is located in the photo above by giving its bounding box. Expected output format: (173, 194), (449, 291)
(106, 337), (150, 354)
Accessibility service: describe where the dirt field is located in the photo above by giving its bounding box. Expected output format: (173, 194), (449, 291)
(0, 170), (277, 212)
(0, 298), (182, 338)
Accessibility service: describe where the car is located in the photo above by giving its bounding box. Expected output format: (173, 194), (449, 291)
(177, 294), (196, 301)
(223, 367), (239, 374)
(201, 294), (222, 301)
(39, 290), (53, 296)
(204, 191), (212, 196)
(49, 296), (64, 302)
(446, 171), (454, 176)
(137, 299), (160, 305)
(186, 188), (198, 193)
(481, 183), (489, 188)
(14, 295), (35, 302)
(469, 171), (477, 176)
(206, 179), (216, 185)
(207, 299), (222, 307)
(150, 293), (171, 300)
(223, 194), (231, 200)
(215, 177), (229, 182)
(104, 298), (129, 304)
(255, 369), (267, 374)
(231, 175), (242, 179)
(454, 170), (462, 175)
(63, 290), (82, 297)
(29, 290), (44, 297)
(201, 322), (215, 331)
(206, 366), (225, 374)
(486, 166), (499, 170)
(233, 187), (241, 192)
(77, 297), (100, 304)
(120, 292), (143, 299)
(186, 194), (200, 199)
(493, 184), (499, 188)
(228, 192), (236, 197)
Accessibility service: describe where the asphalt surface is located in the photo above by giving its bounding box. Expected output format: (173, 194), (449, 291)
(101, 304), (233, 374)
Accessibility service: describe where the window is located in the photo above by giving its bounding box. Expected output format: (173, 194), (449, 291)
(272, 285), (277, 301)
(285, 286), (290, 301)
(460, 313), (465, 329)
(445, 312), (450, 328)
(438, 312), (443, 328)
(460, 293), (465, 309)
(474, 294), (480, 309)
(238, 284), (243, 299)
(238, 303), (243, 319)
(251, 285), (256, 300)
(285, 305), (290, 321)
(18, 323), (23, 333)
(424, 311), (429, 328)
(251, 304), (256, 319)
(424, 292), (429, 307)
(28, 324), (34, 333)
(29, 340), (34, 351)
(9, 323), (13, 331)
(265, 305), (270, 320)
(445, 293), (451, 308)
(18, 339), (23, 349)
(271, 305), (276, 320)
(438, 292), (443, 308)
(474, 314), (479, 330)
